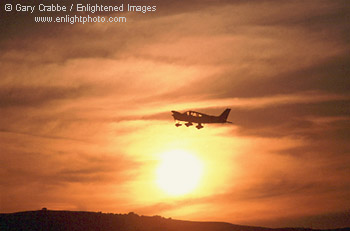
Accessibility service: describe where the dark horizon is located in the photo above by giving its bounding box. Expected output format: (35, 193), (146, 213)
(1, 209), (350, 231)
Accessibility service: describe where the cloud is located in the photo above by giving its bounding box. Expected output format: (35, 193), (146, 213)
(229, 99), (350, 138)
(0, 129), (141, 212)
(0, 85), (91, 108)
(263, 210), (350, 229)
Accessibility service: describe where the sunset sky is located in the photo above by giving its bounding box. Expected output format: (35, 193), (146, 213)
(1, 0), (349, 229)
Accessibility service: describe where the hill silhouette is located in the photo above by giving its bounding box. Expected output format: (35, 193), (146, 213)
(1, 209), (349, 231)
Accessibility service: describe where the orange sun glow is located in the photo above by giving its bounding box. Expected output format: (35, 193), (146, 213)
(156, 150), (204, 196)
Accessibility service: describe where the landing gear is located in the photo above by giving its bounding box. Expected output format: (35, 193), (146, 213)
(174, 121), (203, 129)
(196, 123), (203, 129)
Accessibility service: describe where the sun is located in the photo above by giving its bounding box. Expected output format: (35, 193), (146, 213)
(156, 149), (203, 196)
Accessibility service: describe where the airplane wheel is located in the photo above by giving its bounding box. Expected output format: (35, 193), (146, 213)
(196, 124), (203, 129)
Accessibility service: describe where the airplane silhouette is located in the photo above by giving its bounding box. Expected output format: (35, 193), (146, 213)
(171, 108), (232, 129)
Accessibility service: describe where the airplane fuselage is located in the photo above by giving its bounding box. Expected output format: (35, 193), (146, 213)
(171, 108), (231, 129)
(171, 111), (225, 123)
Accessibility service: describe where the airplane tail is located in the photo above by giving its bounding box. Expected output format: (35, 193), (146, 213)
(219, 108), (231, 122)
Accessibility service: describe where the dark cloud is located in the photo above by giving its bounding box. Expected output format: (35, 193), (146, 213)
(164, 53), (350, 100)
(230, 100), (350, 138)
(0, 132), (140, 212)
(277, 140), (350, 161)
(0, 143), (138, 187)
(0, 85), (91, 108)
(253, 1), (350, 43)
(241, 55), (350, 97)
(255, 210), (350, 229)
(240, 181), (327, 201)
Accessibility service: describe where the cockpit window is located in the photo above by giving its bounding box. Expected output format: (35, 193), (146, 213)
(187, 112), (202, 117)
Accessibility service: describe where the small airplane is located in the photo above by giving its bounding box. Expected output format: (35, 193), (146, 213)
(171, 108), (232, 129)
